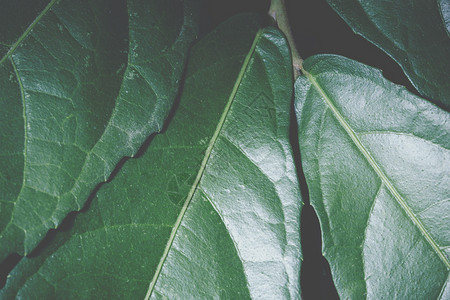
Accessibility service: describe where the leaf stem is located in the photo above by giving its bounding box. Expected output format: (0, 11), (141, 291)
(269, 0), (303, 79)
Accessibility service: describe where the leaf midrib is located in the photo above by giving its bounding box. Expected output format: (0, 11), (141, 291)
(0, 0), (58, 66)
(143, 29), (264, 299)
(303, 70), (450, 269)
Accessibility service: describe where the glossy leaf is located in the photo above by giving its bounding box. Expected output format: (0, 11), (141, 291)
(1, 15), (302, 299)
(326, 0), (450, 109)
(441, 0), (450, 34)
(0, 0), (199, 260)
(295, 54), (450, 299)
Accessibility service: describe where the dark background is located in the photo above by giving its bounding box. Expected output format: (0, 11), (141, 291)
(204, 0), (414, 91)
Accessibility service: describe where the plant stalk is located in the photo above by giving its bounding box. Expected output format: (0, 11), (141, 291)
(269, 0), (303, 79)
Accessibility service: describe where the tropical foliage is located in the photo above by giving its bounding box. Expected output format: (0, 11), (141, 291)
(0, 0), (448, 298)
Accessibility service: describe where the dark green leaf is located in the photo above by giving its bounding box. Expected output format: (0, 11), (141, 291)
(0, 0), (50, 58)
(0, 0), (199, 260)
(295, 54), (450, 299)
(326, 0), (450, 109)
(2, 15), (302, 299)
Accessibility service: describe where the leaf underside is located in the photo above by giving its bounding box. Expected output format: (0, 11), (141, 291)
(295, 54), (450, 299)
(326, 0), (450, 110)
(1, 15), (302, 299)
(0, 0), (199, 260)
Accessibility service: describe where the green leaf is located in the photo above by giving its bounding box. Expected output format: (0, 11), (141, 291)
(1, 15), (302, 299)
(0, 0), (199, 260)
(295, 54), (450, 298)
(0, 0), (50, 58)
(326, 0), (450, 109)
(440, 0), (450, 34)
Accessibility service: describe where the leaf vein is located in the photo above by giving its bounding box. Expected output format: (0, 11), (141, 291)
(304, 70), (450, 269)
(0, 0), (58, 65)
(144, 29), (264, 299)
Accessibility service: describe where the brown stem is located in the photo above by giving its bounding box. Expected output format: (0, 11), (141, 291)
(269, 0), (303, 79)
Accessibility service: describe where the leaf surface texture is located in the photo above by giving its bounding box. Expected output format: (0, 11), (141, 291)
(295, 54), (450, 299)
(0, 0), (199, 260)
(1, 15), (302, 299)
(326, 0), (450, 109)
